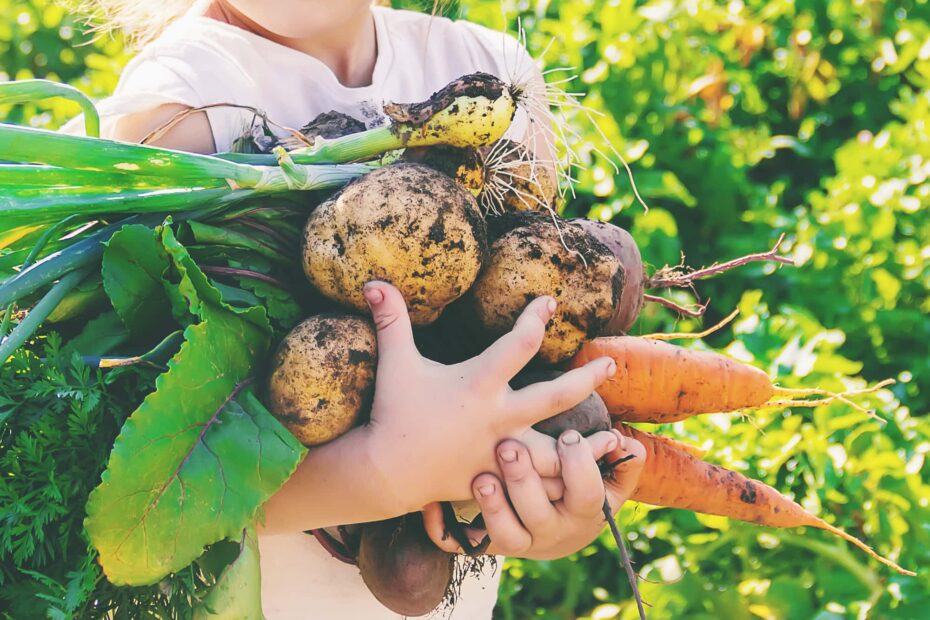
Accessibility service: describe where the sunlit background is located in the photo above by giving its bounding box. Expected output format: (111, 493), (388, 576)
(2, 1), (929, 618)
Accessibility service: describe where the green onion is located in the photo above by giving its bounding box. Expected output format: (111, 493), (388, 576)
(1, 187), (246, 226)
(0, 79), (101, 137)
(0, 125), (372, 192)
(0, 124), (253, 185)
(0, 214), (170, 309)
(217, 125), (400, 165)
(0, 215), (83, 338)
(0, 267), (93, 362)
(0, 164), (185, 189)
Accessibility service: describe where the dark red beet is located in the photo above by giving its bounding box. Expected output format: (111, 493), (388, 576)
(357, 513), (454, 617)
(511, 370), (610, 437)
(572, 219), (645, 334)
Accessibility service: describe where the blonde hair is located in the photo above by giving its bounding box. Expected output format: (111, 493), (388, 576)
(77, 0), (197, 48)
(78, 1), (445, 49)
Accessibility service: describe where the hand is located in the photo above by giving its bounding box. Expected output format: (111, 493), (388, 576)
(422, 430), (646, 560)
(358, 281), (619, 516)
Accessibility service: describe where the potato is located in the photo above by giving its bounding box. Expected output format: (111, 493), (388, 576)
(266, 314), (376, 446)
(468, 213), (623, 364)
(402, 145), (486, 196)
(302, 163), (488, 325)
(358, 513), (454, 617)
(572, 219), (645, 334)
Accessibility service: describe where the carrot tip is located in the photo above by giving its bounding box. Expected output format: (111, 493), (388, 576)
(824, 522), (915, 576)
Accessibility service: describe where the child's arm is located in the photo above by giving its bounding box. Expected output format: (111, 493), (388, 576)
(112, 104), (216, 153)
(423, 431), (646, 559)
(259, 281), (620, 533)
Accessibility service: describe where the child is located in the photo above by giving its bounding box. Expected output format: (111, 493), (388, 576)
(85, 1), (646, 617)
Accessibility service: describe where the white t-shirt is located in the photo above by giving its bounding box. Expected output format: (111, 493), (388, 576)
(92, 7), (540, 619)
(95, 6), (537, 152)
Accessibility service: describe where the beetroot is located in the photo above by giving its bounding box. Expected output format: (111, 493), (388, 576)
(572, 219), (645, 334)
(358, 513), (454, 617)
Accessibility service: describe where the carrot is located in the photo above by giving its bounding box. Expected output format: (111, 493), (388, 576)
(569, 336), (890, 423)
(569, 336), (774, 422)
(645, 432), (706, 459)
(612, 424), (914, 575)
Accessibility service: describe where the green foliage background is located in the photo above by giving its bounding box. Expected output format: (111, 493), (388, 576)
(2, 0), (929, 618)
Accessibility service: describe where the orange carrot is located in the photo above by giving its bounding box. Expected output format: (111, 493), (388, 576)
(611, 424), (914, 575)
(569, 336), (773, 422)
(645, 431), (707, 459)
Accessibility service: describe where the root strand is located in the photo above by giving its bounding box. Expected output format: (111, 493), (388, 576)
(646, 234), (793, 290)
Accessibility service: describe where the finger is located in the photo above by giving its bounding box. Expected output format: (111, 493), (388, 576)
(422, 502), (463, 553)
(541, 476), (565, 501)
(509, 357), (616, 427)
(363, 281), (417, 365)
(520, 429), (619, 480)
(468, 296), (556, 386)
(558, 431), (609, 518)
(471, 473), (532, 555)
(496, 440), (559, 537)
(519, 430), (560, 478)
(587, 430), (622, 460)
(603, 433), (647, 510)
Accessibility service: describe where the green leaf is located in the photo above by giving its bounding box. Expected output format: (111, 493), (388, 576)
(84, 309), (305, 585)
(45, 276), (107, 324)
(193, 525), (265, 620)
(237, 278), (301, 328)
(159, 225), (270, 335)
(186, 221), (290, 265)
(63, 310), (130, 357)
(101, 224), (172, 337)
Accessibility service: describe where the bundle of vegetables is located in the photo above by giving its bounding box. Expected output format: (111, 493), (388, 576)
(0, 70), (913, 619)
(0, 74), (520, 615)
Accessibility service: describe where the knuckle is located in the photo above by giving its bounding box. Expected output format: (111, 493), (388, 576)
(521, 511), (554, 533)
(516, 328), (542, 355)
(502, 465), (530, 485)
(547, 390), (570, 414)
(496, 535), (532, 556)
(480, 498), (506, 516)
(374, 311), (399, 331)
(538, 457), (560, 479)
(576, 488), (606, 512)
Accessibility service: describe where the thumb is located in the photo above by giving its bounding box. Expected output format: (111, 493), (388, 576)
(421, 502), (463, 553)
(603, 432), (646, 508)
(364, 281), (417, 364)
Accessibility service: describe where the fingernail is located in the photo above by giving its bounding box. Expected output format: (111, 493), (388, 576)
(499, 449), (517, 463)
(613, 429), (626, 450)
(606, 435), (618, 451)
(546, 298), (557, 314)
(478, 483), (495, 496)
(606, 359), (617, 377)
(363, 285), (384, 305)
(561, 430), (581, 445)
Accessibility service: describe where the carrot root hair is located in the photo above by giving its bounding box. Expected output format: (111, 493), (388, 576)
(818, 520), (915, 576)
(643, 293), (709, 318)
(764, 379), (896, 423)
(643, 309), (739, 341)
(646, 234), (793, 290)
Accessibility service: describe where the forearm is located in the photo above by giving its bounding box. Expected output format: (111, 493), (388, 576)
(258, 426), (408, 534)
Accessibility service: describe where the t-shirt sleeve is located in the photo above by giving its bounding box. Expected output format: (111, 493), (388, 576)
(65, 45), (252, 151)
